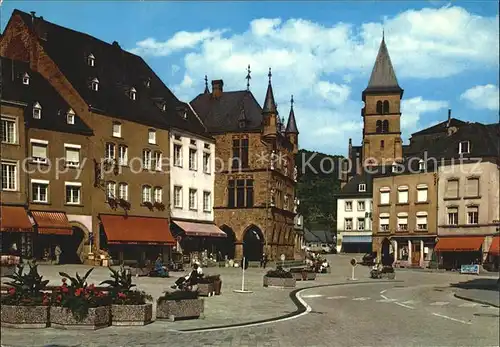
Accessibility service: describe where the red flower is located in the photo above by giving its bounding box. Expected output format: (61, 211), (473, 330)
(8, 288), (15, 295)
(62, 278), (67, 283)
(61, 286), (69, 293)
(62, 282), (68, 287)
(88, 284), (95, 290)
(56, 295), (62, 302)
(75, 288), (83, 297)
(118, 292), (127, 299)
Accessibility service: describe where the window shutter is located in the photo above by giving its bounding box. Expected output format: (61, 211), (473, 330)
(468, 206), (478, 213)
(416, 216), (427, 225)
(447, 207), (458, 213)
(380, 192), (390, 204)
(33, 144), (47, 158)
(465, 178), (479, 197)
(66, 149), (79, 162)
(417, 188), (428, 202)
(446, 180), (459, 198)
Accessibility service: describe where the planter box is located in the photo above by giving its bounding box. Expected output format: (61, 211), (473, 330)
(197, 282), (215, 297)
(111, 303), (152, 326)
(213, 280), (222, 295)
(263, 276), (296, 288)
(304, 272), (317, 280)
(1, 305), (49, 328)
(292, 272), (303, 281)
(156, 298), (204, 322)
(50, 306), (110, 330)
(0, 265), (15, 277)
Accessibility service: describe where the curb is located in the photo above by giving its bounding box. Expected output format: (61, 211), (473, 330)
(172, 280), (402, 333)
(453, 293), (500, 308)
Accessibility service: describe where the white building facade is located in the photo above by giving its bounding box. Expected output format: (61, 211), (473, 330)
(336, 176), (373, 253)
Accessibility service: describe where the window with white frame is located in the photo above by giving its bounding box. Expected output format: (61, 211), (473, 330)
(148, 129), (156, 144)
(189, 148), (197, 170)
(447, 206), (458, 225)
(357, 201), (365, 211)
(118, 183), (128, 201)
(397, 185), (409, 204)
(66, 109), (75, 125)
(379, 214), (390, 232)
(65, 182), (81, 205)
(91, 78), (99, 91)
(112, 123), (121, 137)
(142, 185), (152, 203)
(33, 102), (42, 119)
(467, 206), (479, 224)
(22, 72), (30, 85)
(345, 218), (353, 231)
(154, 187), (162, 203)
(105, 143), (116, 161)
(87, 53), (95, 67)
(380, 187), (390, 205)
(106, 181), (116, 199)
(153, 151), (162, 171)
(417, 184), (428, 202)
(174, 186), (182, 208)
(358, 183), (366, 192)
(142, 149), (152, 170)
(416, 212), (428, 230)
(203, 191), (211, 211)
(118, 145), (128, 166)
(418, 159), (426, 171)
(31, 180), (49, 203)
(1, 161), (17, 191)
(397, 213), (408, 231)
(459, 141), (470, 154)
(130, 87), (137, 100)
(189, 189), (197, 210)
(1, 117), (16, 144)
(203, 152), (210, 173)
(357, 218), (365, 231)
(345, 201), (352, 212)
(31, 140), (48, 164)
(64, 144), (80, 167)
(174, 144), (182, 167)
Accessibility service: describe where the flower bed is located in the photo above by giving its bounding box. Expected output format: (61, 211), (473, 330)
(0, 256), (20, 278)
(101, 267), (153, 326)
(0, 264), (50, 328)
(50, 306), (110, 330)
(263, 267), (296, 288)
(156, 291), (204, 321)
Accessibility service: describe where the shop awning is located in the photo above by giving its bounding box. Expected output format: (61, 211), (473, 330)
(342, 235), (372, 243)
(100, 215), (175, 245)
(31, 211), (72, 235)
(0, 206), (33, 232)
(488, 236), (500, 255)
(435, 236), (484, 252)
(173, 221), (227, 238)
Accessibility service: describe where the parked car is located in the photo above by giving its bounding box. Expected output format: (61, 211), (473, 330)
(361, 252), (376, 266)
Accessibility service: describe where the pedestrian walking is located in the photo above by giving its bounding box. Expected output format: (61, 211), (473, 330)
(54, 245), (62, 265)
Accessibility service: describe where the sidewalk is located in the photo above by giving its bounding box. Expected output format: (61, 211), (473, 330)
(454, 287), (500, 308)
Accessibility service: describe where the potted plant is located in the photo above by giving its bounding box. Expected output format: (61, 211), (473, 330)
(156, 290), (204, 322)
(50, 268), (111, 330)
(100, 267), (153, 326)
(107, 197), (118, 210)
(118, 199), (131, 210)
(143, 201), (154, 211)
(154, 201), (165, 211)
(1, 264), (50, 328)
(263, 266), (296, 288)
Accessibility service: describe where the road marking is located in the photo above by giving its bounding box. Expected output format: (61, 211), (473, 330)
(459, 303), (478, 308)
(430, 301), (449, 306)
(380, 294), (390, 300)
(377, 298), (397, 303)
(352, 297), (371, 301)
(395, 302), (415, 309)
(380, 289), (387, 294)
(432, 312), (471, 325)
(302, 294), (323, 298)
(327, 296), (347, 300)
(402, 300), (418, 305)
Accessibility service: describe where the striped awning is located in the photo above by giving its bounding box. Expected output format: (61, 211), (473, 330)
(31, 211), (73, 235)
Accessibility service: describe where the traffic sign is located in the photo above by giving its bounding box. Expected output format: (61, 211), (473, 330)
(350, 258), (357, 267)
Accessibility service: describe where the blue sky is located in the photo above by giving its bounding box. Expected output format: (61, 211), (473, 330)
(1, 1), (498, 155)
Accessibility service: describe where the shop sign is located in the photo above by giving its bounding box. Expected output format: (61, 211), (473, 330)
(460, 264), (479, 275)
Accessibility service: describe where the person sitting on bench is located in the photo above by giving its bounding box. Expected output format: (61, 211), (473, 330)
(171, 263), (202, 290)
(154, 254), (169, 277)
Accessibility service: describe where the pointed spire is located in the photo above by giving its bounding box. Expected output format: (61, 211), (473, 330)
(204, 75), (209, 94)
(262, 67), (277, 114)
(285, 95), (299, 134)
(245, 64), (251, 91)
(364, 35), (402, 95)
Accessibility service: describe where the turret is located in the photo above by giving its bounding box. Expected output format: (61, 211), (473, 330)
(262, 68), (278, 140)
(285, 95), (299, 154)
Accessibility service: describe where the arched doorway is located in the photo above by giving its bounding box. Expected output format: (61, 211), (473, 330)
(243, 225), (264, 261)
(61, 226), (85, 264)
(381, 238), (392, 266)
(218, 225), (236, 260)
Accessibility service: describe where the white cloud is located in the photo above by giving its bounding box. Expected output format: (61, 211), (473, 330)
(132, 5), (497, 154)
(401, 97), (449, 138)
(460, 84), (500, 110)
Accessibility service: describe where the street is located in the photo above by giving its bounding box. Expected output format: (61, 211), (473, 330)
(1, 254), (499, 346)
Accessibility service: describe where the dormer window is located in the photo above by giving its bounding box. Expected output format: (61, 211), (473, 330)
(145, 78), (151, 88)
(161, 103), (167, 112)
(148, 129), (156, 144)
(459, 141), (470, 154)
(130, 87), (137, 101)
(66, 109), (75, 125)
(33, 102), (42, 119)
(91, 78), (99, 91)
(87, 53), (95, 67)
(419, 159), (426, 171)
(22, 73), (30, 85)
(391, 162), (399, 173)
(182, 111), (187, 119)
(358, 183), (366, 192)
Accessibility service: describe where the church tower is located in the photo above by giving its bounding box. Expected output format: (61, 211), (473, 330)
(361, 35), (404, 166)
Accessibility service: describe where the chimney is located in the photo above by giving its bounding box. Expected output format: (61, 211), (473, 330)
(446, 109), (451, 128)
(211, 80), (223, 98)
(30, 11), (36, 24)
